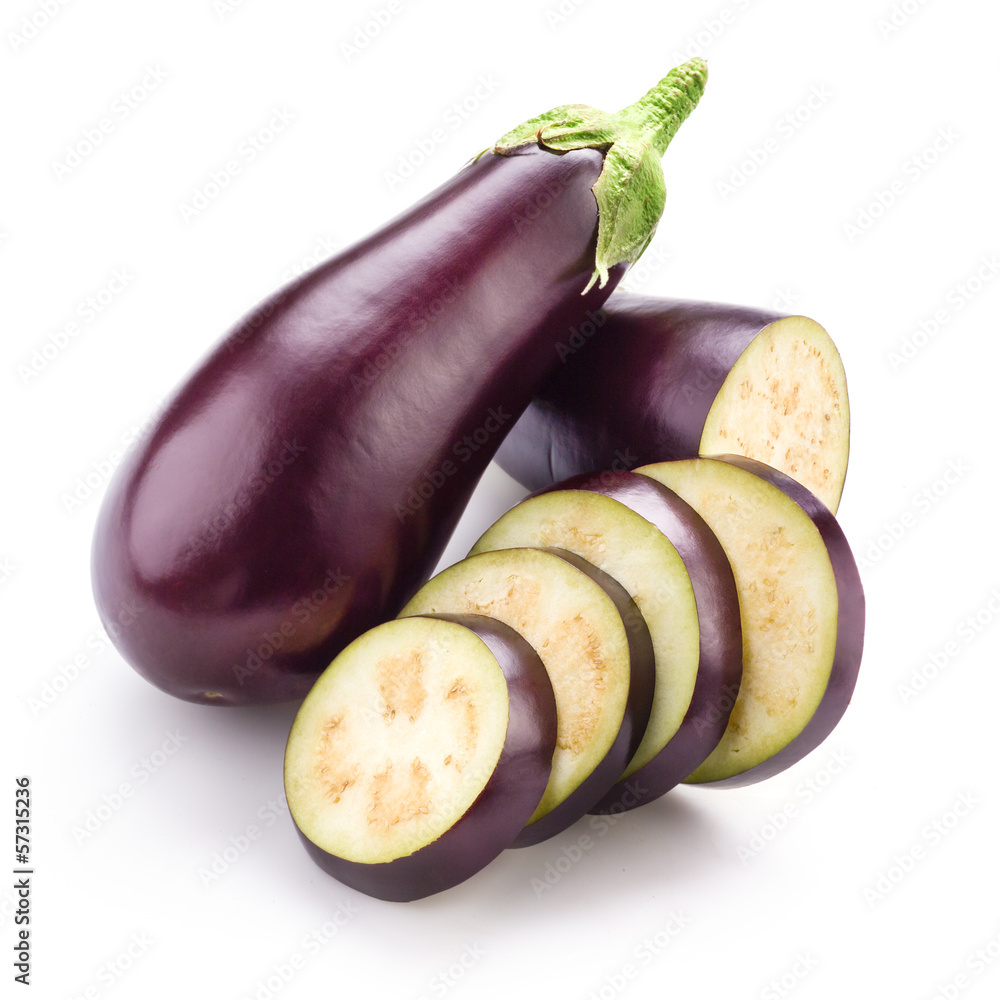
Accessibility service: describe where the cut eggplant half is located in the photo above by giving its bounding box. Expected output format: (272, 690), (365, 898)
(400, 547), (654, 845)
(284, 614), (557, 901)
(638, 456), (864, 786)
(496, 295), (851, 513)
(469, 470), (742, 812)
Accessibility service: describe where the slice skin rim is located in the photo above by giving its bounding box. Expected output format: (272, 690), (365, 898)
(542, 472), (743, 812)
(639, 455), (864, 788)
(286, 614), (557, 901)
(684, 456), (864, 787)
(510, 547), (655, 846)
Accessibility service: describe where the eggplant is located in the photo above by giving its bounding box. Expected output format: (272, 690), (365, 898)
(399, 547), (655, 846)
(496, 296), (850, 513)
(469, 470), (742, 811)
(90, 61), (708, 704)
(638, 456), (865, 786)
(284, 614), (557, 901)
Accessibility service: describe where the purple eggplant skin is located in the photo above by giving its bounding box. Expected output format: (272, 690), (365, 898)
(495, 295), (789, 490)
(511, 547), (655, 848)
(532, 471), (742, 814)
(91, 144), (626, 706)
(293, 614), (557, 902)
(665, 455), (865, 789)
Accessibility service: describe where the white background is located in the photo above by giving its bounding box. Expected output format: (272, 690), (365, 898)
(4, 0), (1000, 997)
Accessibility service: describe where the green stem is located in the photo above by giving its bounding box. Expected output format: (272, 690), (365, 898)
(490, 58), (708, 292)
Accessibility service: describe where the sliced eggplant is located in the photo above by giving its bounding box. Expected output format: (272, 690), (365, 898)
(399, 547), (654, 845)
(284, 614), (556, 901)
(469, 470), (742, 812)
(638, 456), (864, 786)
(496, 296), (851, 513)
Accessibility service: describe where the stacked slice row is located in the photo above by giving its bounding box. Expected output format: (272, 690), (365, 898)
(284, 454), (865, 901)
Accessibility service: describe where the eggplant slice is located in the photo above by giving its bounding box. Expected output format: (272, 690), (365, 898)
(638, 457), (864, 786)
(285, 614), (556, 901)
(470, 471), (742, 811)
(400, 548), (654, 845)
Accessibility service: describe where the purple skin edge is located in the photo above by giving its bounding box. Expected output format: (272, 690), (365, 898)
(510, 548), (656, 847)
(291, 614), (557, 902)
(674, 455), (865, 788)
(527, 471), (743, 813)
(495, 295), (783, 491)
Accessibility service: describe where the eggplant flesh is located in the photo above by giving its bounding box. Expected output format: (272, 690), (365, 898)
(284, 614), (556, 901)
(469, 471), (743, 812)
(496, 295), (850, 514)
(638, 457), (864, 786)
(91, 145), (620, 705)
(399, 547), (654, 846)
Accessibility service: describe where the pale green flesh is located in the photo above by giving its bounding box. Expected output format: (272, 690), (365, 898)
(284, 617), (508, 864)
(638, 460), (838, 783)
(700, 316), (850, 514)
(471, 491), (698, 778)
(400, 548), (630, 825)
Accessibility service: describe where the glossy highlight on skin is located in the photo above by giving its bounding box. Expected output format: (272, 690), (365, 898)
(92, 145), (621, 705)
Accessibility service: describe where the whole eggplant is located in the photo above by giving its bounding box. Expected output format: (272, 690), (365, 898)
(91, 61), (707, 704)
(495, 295), (850, 513)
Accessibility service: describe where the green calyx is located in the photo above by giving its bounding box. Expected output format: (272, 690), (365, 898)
(490, 58), (708, 292)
